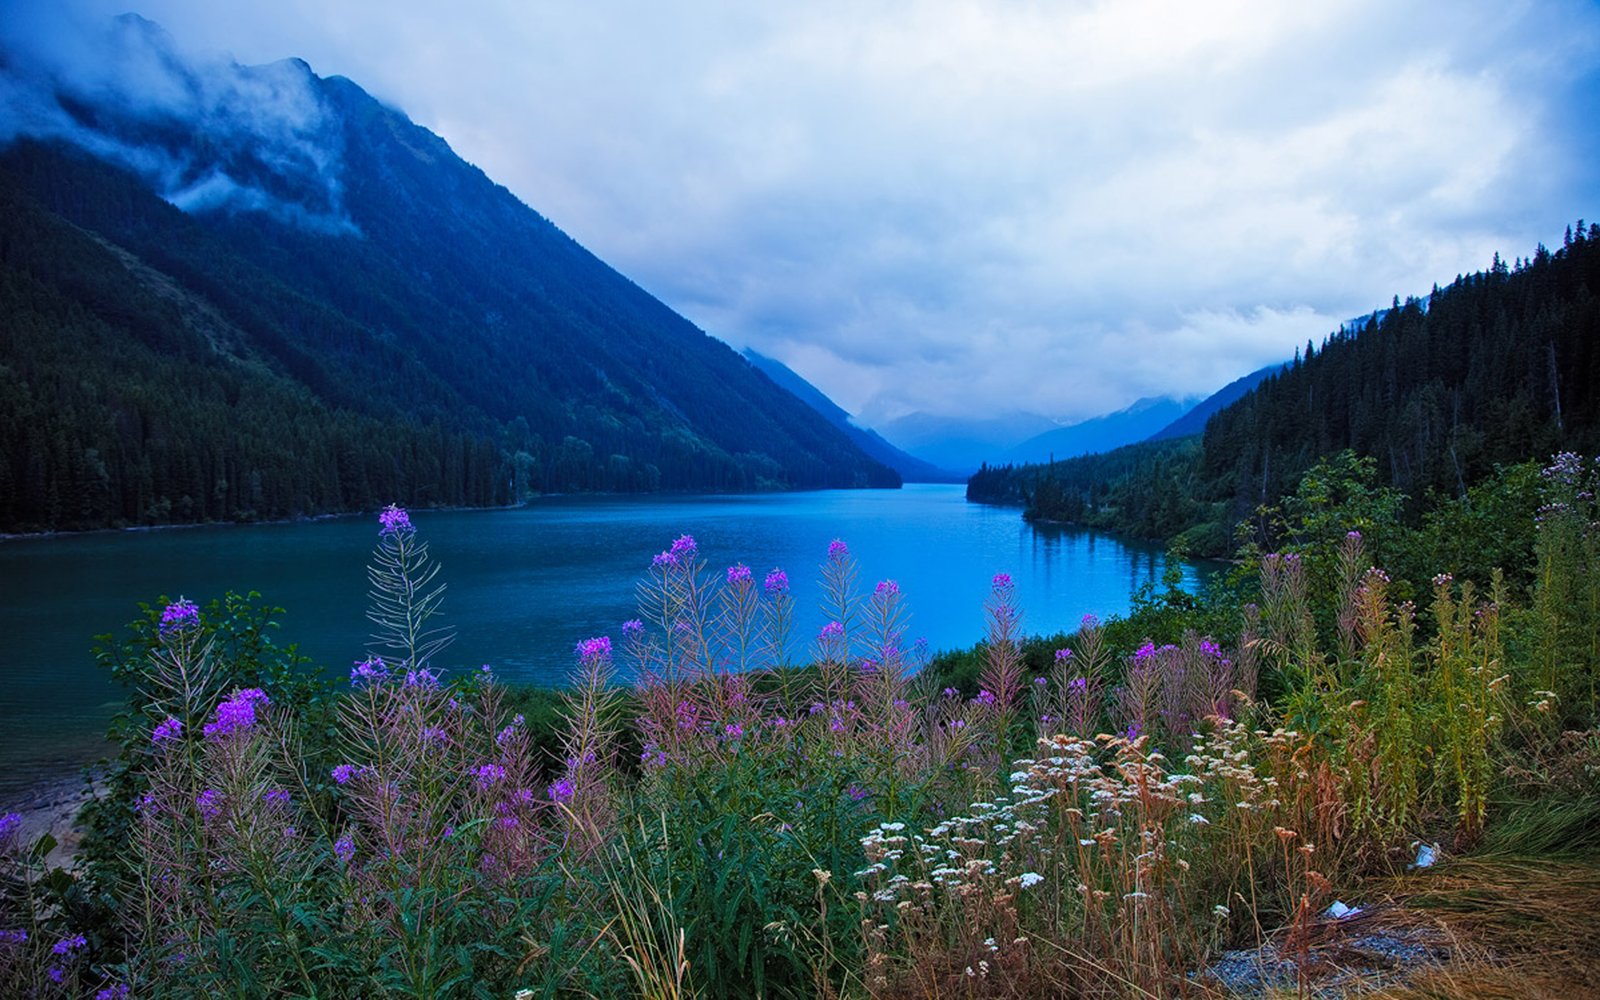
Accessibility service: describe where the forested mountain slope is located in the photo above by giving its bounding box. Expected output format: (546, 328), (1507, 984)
(0, 20), (896, 533)
(969, 228), (1600, 555)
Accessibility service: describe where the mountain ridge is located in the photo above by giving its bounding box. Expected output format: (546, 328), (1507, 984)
(967, 230), (1600, 556)
(740, 349), (961, 482)
(0, 21), (899, 532)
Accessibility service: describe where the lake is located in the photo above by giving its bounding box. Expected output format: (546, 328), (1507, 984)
(0, 484), (1207, 801)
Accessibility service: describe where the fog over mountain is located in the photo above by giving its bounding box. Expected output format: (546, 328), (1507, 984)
(0, 14), (356, 233)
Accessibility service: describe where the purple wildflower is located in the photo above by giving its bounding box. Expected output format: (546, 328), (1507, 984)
(724, 722), (744, 739)
(1081, 613), (1100, 630)
(819, 621), (845, 641)
(195, 789), (222, 820)
(350, 656), (389, 685)
(764, 568), (789, 594)
(3, 812), (30, 844)
(992, 572), (1013, 589)
(51, 935), (86, 956)
(403, 668), (439, 688)
(262, 788), (291, 808)
(159, 598), (200, 634)
(727, 563), (753, 586)
(331, 764), (362, 786)
(472, 763), (507, 789)
(0, 929), (25, 945)
(652, 550), (679, 568)
(974, 689), (997, 706)
(1346, 530), (1362, 540)
(96, 985), (131, 1000)
(151, 716), (183, 745)
(1055, 648), (1073, 662)
(1133, 641), (1157, 662)
(1124, 721), (1143, 742)
(48, 968), (63, 984)
(378, 504), (412, 535)
(547, 778), (575, 803)
(334, 834), (355, 864)
(622, 618), (644, 636)
(1034, 676), (1049, 686)
(845, 785), (868, 802)
(875, 579), (900, 598)
(575, 636), (612, 661)
(827, 538), (849, 560)
(670, 534), (698, 560)
(1069, 676), (1088, 692)
(203, 688), (269, 740)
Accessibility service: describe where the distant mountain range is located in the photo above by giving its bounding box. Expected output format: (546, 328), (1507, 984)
(1145, 364), (1283, 442)
(0, 16), (897, 532)
(868, 394), (1211, 475)
(1001, 396), (1197, 467)
(875, 411), (1060, 475)
(740, 351), (961, 482)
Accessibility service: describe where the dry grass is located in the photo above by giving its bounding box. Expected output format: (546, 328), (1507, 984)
(1369, 858), (1600, 999)
(1192, 857), (1600, 1000)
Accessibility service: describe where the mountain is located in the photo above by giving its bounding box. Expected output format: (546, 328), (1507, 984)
(0, 16), (897, 532)
(969, 231), (1600, 556)
(877, 411), (1060, 476)
(1002, 396), (1193, 466)
(740, 350), (960, 482)
(1145, 364), (1283, 443)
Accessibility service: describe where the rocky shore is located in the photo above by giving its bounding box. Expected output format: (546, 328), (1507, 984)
(1, 772), (104, 869)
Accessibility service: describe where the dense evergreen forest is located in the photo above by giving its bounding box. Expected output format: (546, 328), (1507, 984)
(969, 225), (1600, 556)
(0, 63), (897, 534)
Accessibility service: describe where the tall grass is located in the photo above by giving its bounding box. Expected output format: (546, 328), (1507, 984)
(2, 453), (1596, 997)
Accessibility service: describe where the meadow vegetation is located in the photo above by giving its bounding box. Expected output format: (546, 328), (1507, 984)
(1, 452), (1597, 998)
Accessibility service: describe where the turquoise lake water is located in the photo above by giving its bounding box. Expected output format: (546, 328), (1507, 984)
(0, 484), (1207, 800)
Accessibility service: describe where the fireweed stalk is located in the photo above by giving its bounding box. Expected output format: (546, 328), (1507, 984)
(367, 503), (454, 671)
(552, 636), (624, 856)
(979, 572), (1026, 757)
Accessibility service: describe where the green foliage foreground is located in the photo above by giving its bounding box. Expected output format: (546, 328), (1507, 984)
(2, 455), (1598, 997)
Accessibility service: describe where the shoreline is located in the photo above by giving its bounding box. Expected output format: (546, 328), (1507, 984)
(2, 770), (106, 869)
(0, 481), (925, 543)
(0, 500), (530, 544)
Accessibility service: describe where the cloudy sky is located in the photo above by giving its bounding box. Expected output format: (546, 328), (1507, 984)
(12, 1), (1600, 426)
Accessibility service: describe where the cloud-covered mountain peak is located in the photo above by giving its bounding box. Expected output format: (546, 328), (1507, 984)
(1, 11), (355, 233)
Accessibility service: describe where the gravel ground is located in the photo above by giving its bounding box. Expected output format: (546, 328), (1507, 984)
(1198, 914), (1453, 998)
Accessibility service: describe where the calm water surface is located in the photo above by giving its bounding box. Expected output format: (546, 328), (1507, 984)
(0, 485), (1206, 800)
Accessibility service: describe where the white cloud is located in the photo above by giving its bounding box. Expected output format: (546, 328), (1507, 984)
(22, 0), (1600, 423)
